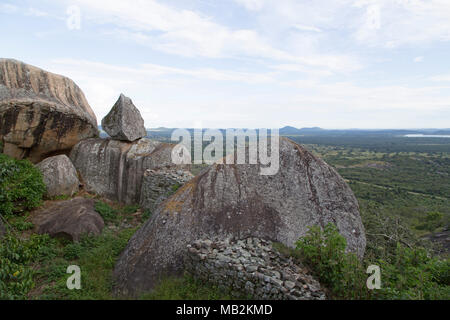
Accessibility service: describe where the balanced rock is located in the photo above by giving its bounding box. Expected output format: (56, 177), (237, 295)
(32, 197), (104, 242)
(36, 155), (80, 198)
(113, 137), (366, 296)
(70, 138), (191, 204)
(0, 59), (99, 163)
(101, 94), (146, 142)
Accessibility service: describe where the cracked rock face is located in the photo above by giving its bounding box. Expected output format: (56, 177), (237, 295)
(36, 154), (80, 198)
(70, 137), (191, 205)
(0, 58), (99, 163)
(101, 94), (147, 142)
(113, 137), (366, 297)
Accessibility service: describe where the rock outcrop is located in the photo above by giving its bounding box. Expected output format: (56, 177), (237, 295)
(139, 168), (194, 212)
(185, 238), (326, 300)
(101, 94), (146, 142)
(70, 138), (191, 204)
(0, 58), (99, 163)
(113, 137), (366, 296)
(36, 155), (80, 198)
(32, 197), (104, 242)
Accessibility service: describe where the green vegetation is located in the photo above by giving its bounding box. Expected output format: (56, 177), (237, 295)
(0, 234), (57, 299)
(293, 223), (449, 300)
(94, 201), (119, 224)
(0, 154), (46, 216)
(1, 132), (449, 300)
(38, 229), (137, 300)
(140, 275), (241, 300)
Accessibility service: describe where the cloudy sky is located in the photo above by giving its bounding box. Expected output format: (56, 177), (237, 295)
(1, 0), (450, 129)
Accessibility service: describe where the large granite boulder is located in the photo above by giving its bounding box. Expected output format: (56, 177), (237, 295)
(0, 58), (99, 163)
(32, 197), (104, 242)
(101, 94), (146, 142)
(70, 138), (190, 204)
(36, 155), (80, 198)
(113, 137), (366, 296)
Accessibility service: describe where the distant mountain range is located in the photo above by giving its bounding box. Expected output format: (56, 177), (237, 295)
(98, 125), (450, 138)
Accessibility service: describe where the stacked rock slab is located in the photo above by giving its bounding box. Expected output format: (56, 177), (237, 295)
(0, 59), (99, 163)
(113, 137), (366, 297)
(139, 168), (194, 212)
(32, 197), (104, 242)
(36, 154), (80, 198)
(70, 137), (191, 205)
(185, 238), (326, 300)
(101, 94), (146, 142)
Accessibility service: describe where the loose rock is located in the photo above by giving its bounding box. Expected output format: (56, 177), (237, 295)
(32, 197), (104, 242)
(184, 238), (326, 300)
(36, 155), (80, 198)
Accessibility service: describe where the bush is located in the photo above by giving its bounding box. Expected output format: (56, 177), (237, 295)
(0, 154), (46, 216)
(42, 228), (137, 300)
(94, 201), (118, 223)
(295, 223), (369, 299)
(0, 234), (57, 299)
(294, 223), (450, 300)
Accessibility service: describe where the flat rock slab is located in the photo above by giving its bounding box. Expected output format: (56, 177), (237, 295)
(36, 154), (80, 198)
(32, 197), (104, 242)
(101, 94), (146, 142)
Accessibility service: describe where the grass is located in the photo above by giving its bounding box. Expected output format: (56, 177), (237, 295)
(140, 274), (242, 300)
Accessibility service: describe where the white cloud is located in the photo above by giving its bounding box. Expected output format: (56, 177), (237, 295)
(67, 0), (360, 74)
(414, 56), (424, 63)
(292, 24), (322, 33)
(39, 58), (450, 129)
(25, 7), (49, 17)
(234, 0), (265, 11)
(0, 3), (18, 13)
(429, 74), (450, 82)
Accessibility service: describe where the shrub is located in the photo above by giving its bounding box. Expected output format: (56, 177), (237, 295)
(0, 154), (46, 216)
(94, 201), (118, 223)
(0, 234), (57, 299)
(294, 223), (450, 300)
(295, 223), (369, 299)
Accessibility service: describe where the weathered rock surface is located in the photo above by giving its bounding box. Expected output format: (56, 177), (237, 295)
(0, 58), (99, 163)
(101, 94), (146, 142)
(113, 137), (366, 296)
(139, 168), (194, 212)
(70, 138), (191, 204)
(32, 197), (104, 242)
(36, 155), (80, 198)
(185, 238), (326, 300)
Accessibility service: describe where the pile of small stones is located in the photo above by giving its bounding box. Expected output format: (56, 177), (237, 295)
(139, 168), (194, 211)
(185, 237), (326, 300)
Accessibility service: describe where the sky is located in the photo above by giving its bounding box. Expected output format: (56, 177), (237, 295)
(1, 0), (450, 129)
